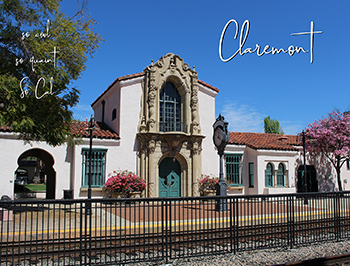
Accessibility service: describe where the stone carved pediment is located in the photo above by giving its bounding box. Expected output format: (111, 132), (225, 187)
(146, 53), (195, 91)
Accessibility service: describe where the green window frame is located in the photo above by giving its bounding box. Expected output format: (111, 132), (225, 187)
(81, 148), (107, 188)
(265, 163), (273, 187)
(347, 159), (350, 170)
(277, 163), (285, 187)
(159, 82), (182, 132)
(225, 154), (242, 185)
(249, 162), (254, 187)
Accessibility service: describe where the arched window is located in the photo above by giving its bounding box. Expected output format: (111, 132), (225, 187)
(265, 163), (273, 187)
(112, 108), (117, 121)
(277, 163), (285, 187)
(159, 82), (182, 132)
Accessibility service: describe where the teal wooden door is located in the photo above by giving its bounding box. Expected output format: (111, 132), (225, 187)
(159, 157), (181, 197)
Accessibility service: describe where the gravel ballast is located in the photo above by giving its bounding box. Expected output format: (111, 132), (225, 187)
(153, 240), (350, 266)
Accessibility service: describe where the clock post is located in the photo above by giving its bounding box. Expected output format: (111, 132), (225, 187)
(213, 114), (229, 211)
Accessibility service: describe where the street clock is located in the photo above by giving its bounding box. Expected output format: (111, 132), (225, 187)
(212, 114), (229, 211)
(212, 114), (229, 153)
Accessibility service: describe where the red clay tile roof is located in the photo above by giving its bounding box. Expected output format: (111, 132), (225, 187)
(70, 120), (119, 139)
(228, 132), (300, 151)
(198, 79), (219, 92)
(91, 72), (220, 107)
(1, 122), (119, 140)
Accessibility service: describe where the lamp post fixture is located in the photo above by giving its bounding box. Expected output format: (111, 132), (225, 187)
(302, 131), (308, 192)
(86, 115), (95, 215)
(213, 114), (229, 211)
(302, 130), (308, 205)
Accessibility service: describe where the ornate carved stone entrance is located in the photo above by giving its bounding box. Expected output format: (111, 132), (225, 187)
(137, 53), (204, 197)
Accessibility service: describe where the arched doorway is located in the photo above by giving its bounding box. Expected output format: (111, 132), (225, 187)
(297, 165), (318, 192)
(159, 157), (181, 197)
(16, 149), (56, 199)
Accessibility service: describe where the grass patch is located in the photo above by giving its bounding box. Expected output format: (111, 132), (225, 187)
(23, 184), (46, 192)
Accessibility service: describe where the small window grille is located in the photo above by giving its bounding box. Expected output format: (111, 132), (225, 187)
(265, 163), (273, 187)
(159, 82), (184, 132)
(249, 162), (254, 187)
(81, 148), (107, 187)
(225, 154), (243, 185)
(277, 163), (285, 187)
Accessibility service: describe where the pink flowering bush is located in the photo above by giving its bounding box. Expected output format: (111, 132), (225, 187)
(198, 174), (233, 195)
(104, 170), (147, 194)
(198, 174), (219, 191)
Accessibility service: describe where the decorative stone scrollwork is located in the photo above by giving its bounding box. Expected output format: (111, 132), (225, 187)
(191, 140), (202, 156)
(148, 91), (156, 108)
(182, 63), (189, 71)
(141, 141), (148, 155)
(147, 62), (157, 132)
(148, 139), (156, 154)
(148, 118), (156, 129)
(156, 58), (164, 68)
(170, 57), (176, 68)
(190, 72), (200, 134)
(139, 116), (147, 133)
(191, 122), (200, 136)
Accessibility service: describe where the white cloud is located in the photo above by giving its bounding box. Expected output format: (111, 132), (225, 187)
(220, 103), (265, 133)
(72, 104), (93, 121)
(280, 120), (304, 135)
(219, 102), (304, 135)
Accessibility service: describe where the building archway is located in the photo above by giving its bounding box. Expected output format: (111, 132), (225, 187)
(297, 165), (317, 192)
(17, 148), (56, 199)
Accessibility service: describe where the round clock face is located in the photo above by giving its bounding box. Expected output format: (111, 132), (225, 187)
(214, 128), (223, 147)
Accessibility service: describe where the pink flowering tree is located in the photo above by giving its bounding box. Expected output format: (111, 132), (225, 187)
(300, 111), (350, 191)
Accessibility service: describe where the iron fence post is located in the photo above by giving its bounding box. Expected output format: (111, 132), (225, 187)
(168, 199), (172, 262)
(334, 193), (341, 240)
(80, 203), (83, 265)
(288, 195), (295, 249)
(89, 200), (92, 266)
(231, 197), (237, 254)
(165, 199), (169, 264)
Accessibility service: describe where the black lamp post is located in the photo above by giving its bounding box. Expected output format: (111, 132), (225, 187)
(86, 115), (95, 215)
(302, 131), (307, 192)
(302, 130), (308, 205)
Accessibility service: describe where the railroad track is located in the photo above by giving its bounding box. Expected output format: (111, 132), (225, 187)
(2, 217), (350, 264)
(276, 253), (350, 266)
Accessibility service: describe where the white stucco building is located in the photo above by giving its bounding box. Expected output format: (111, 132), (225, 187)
(1, 53), (349, 200)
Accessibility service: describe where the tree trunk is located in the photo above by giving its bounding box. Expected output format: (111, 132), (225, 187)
(336, 159), (343, 191)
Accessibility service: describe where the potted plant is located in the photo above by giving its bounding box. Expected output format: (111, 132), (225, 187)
(104, 170), (147, 198)
(198, 174), (219, 196)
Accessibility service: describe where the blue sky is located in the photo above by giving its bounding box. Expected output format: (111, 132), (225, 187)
(61, 0), (350, 135)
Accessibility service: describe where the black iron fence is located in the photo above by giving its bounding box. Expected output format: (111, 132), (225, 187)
(0, 191), (350, 265)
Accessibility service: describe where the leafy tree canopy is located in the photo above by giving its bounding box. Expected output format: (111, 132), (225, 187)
(264, 116), (284, 134)
(0, 0), (103, 146)
(300, 111), (350, 191)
